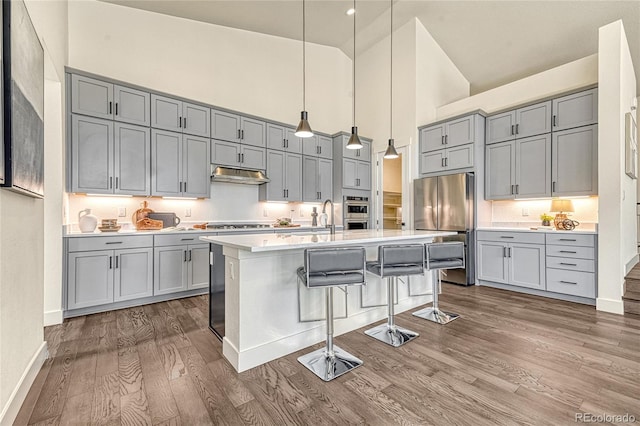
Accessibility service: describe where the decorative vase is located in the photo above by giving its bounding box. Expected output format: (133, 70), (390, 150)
(542, 220), (550, 226)
(78, 208), (98, 233)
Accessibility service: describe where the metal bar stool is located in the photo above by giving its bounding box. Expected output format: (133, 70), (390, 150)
(364, 244), (423, 347)
(296, 247), (366, 381)
(413, 241), (464, 325)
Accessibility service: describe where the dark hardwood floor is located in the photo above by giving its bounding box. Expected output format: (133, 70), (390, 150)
(15, 285), (640, 425)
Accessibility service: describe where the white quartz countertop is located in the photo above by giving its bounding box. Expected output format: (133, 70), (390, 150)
(200, 230), (457, 252)
(64, 225), (336, 238)
(476, 226), (597, 235)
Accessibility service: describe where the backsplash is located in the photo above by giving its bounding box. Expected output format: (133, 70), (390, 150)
(67, 182), (324, 228)
(490, 197), (598, 230)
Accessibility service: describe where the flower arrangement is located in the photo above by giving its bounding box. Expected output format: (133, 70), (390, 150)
(540, 213), (553, 226)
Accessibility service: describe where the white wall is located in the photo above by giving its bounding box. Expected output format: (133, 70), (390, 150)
(0, 1), (67, 421)
(68, 0), (351, 134)
(597, 20), (637, 314)
(436, 54), (598, 119)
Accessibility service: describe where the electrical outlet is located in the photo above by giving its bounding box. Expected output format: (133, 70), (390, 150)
(185, 208), (191, 217)
(118, 207), (126, 217)
(263, 208), (269, 217)
(299, 207), (304, 217)
(522, 207), (529, 217)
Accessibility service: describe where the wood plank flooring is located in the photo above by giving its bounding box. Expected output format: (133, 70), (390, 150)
(15, 285), (640, 425)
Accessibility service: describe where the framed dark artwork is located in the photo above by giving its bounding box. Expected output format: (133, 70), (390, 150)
(2, 0), (44, 198)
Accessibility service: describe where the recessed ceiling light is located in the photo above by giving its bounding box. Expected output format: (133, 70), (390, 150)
(346, 8), (355, 15)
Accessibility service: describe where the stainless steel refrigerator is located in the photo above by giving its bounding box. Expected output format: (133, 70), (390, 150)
(414, 172), (475, 286)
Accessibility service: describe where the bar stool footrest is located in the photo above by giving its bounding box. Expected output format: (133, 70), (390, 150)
(364, 324), (419, 347)
(297, 345), (363, 382)
(413, 307), (460, 325)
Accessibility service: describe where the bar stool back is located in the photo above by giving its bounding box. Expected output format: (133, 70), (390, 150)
(296, 246), (366, 381)
(364, 244), (423, 347)
(413, 241), (464, 325)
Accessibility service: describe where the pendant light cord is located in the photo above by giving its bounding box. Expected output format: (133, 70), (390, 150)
(390, 0), (393, 139)
(352, 0), (356, 127)
(302, 0), (306, 111)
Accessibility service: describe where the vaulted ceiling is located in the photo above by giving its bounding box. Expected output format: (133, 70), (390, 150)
(102, 0), (640, 95)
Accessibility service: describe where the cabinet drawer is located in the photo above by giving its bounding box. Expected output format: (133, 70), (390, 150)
(154, 233), (210, 247)
(68, 235), (153, 252)
(546, 268), (595, 298)
(546, 257), (595, 273)
(545, 233), (595, 247)
(476, 231), (545, 244)
(546, 244), (594, 260)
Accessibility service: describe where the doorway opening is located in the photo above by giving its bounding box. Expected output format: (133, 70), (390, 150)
(382, 154), (402, 230)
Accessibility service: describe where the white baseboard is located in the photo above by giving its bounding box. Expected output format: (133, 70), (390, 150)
(625, 254), (639, 276)
(596, 297), (625, 315)
(44, 309), (63, 326)
(0, 342), (48, 425)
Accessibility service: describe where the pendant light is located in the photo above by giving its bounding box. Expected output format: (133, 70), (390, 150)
(346, 0), (363, 150)
(295, 0), (314, 138)
(384, 0), (399, 159)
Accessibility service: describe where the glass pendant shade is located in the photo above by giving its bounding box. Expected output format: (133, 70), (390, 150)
(384, 138), (399, 159)
(295, 111), (314, 138)
(346, 126), (363, 149)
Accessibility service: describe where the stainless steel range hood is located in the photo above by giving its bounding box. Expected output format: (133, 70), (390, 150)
(211, 166), (270, 185)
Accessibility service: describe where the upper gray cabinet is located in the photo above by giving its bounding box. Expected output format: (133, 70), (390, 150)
(211, 109), (266, 147)
(486, 101), (551, 144)
(71, 74), (150, 126)
(303, 135), (333, 159)
(302, 157), (332, 202)
(552, 125), (598, 196)
(342, 137), (371, 161)
(266, 123), (302, 154)
(420, 115), (476, 153)
(259, 150), (302, 202)
(151, 129), (210, 198)
(211, 140), (266, 171)
(71, 115), (150, 195)
(151, 95), (210, 137)
(552, 88), (598, 132)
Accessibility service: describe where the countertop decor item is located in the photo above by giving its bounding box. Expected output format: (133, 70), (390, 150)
(133, 201), (163, 230)
(540, 213), (553, 226)
(98, 218), (120, 232)
(550, 199), (575, 230)
(78, 209), (98, 233)
(311, 207), (318, 226)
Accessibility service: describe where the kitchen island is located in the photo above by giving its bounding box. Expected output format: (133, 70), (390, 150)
(200, 229), (456, 372)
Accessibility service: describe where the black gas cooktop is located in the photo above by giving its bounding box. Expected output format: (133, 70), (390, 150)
(206, 223), (271, 230)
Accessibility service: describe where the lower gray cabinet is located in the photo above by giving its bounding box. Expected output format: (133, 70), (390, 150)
(509, 243), (546, 290)
(153, 244), (208, 295)
(477, 241), (508, 283)
(343, 159), (370, 190)
(114, 248), (153, 302)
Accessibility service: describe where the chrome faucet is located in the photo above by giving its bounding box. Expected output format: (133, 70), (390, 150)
(322, 199), (336, 235)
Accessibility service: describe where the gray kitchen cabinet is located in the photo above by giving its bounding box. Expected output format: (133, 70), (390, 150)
(486, 101), (551, 144)
(154, 243), (209, 295)
(212, 109), (241, 142)
(552, 88), (598, 132)
(72, 116), (151, 196)
(485, 134), (551, 200)
(113, 248), (153, 302)
(114, 85), (150, 126)
(152, 130), (210, 198)
(260, 150), (302, 202)
(342, 137), (371, 161)
(552, 125), (598, 196)
(343, 158), (357, 189)
(67, 250), (114, 310)
(420, 114), (476, 153)
(302, 156), (332, 202)
(182, 135), (211, 198)
(240, 145), (266, 170)
(151, 95), (210, 137)
(303, 135), (318, 157)
(303, 135), (333, 159)
(267, 124), (302, 154)
(71, 115), (113, 194)
(71, 74), (114, 120)
(114, 123), (151, 196)
(477, 242), (508, 283)
(420, 145), (473, 175)
(509, 243), (546, 290)
(356, 161), (371, 190)
(241, 117), (267, 147)
(154, 246), (188, 295)
(211, 139), (241, 167)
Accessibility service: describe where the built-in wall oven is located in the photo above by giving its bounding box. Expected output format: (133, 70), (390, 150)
(344, 196), (370, 230)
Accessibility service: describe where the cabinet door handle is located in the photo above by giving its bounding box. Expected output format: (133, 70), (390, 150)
(508, 247), (512, 257)
(109, 176), (113, 189)
(445, 157), (448, 167)
(105, 241), (123, 245)
(511, 125), (514, 135)
(445, 135), (448, 145)
(553, 115), (557, 127)
(237, 129), (241, 139)
(283, 189), (286, 198)
(503, 247), (507, 258)
(500, 236), (514, 239)
(115, 255), (119, 269)
(559, 250), (577, 254)
(184, 251), (188, 262)
(441, 135), (445, 145)
(115, 177), (118, 189)
(179, 117), (182, 128)
(115, 103), (118, 116)
(179, 182), (182, 192)
(181, 238), (194, 241)
(552, 181), (556, 192)
(184, 182), (187, 193)
(515, 124), (519, 134)
(560, 280), (577, 285)
(109, 256), (113, 269)
(441, 157), (445, 167)
(241, 129), (244, 139)
(183, 117), (187, 128)
(188, 250), (192, 262)
(515, 184), (519, 194)
(559, 239), (576, 242)
(109, 101), (113, 114)
(283, 139), (286, 148)
(241, 153), (244, 163)
(560, 262), (577, 266)
(510, 184), (514, 195)
(237, 153), (241, 163)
